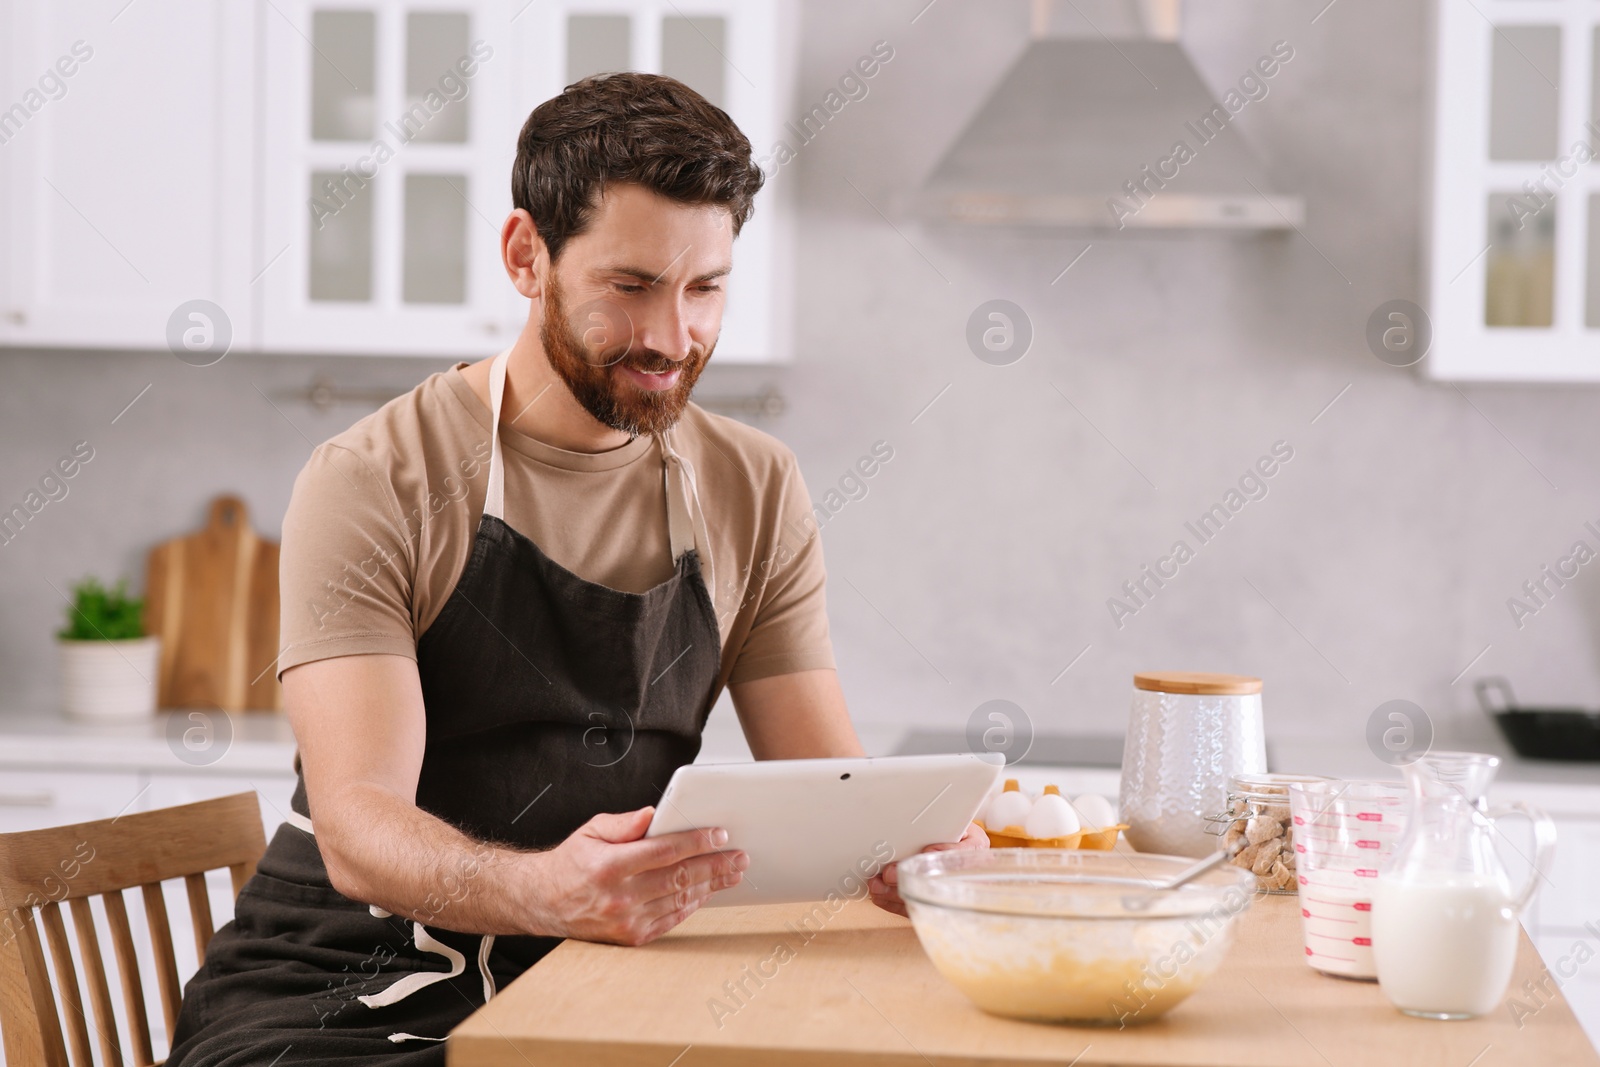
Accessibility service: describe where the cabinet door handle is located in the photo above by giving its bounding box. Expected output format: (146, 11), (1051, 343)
(0, 791), (54, 807)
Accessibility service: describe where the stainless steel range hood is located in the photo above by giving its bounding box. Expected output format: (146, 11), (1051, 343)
(905, 0), (1304, 231)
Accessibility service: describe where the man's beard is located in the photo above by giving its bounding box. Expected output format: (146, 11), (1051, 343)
(541, 274), (712, 437)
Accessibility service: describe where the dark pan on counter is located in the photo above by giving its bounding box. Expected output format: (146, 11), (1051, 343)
(1475, 677), (1600, 762)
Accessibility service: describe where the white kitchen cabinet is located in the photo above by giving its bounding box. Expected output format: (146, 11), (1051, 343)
(0, 0), (14, 348)
(1, 0), (256, 352)
(0, 0), (794, 362)
(1426, 0), (1600, 380)
(258, 0), (522, 356)
(1536, 933), (1600, 1047)
(521, 0), (797, 364)
(0, 769), (143, 833)
(1495, 783), (1600, 1043)
(1536, 814), (1600, 930)
(260, 0), (794, 360)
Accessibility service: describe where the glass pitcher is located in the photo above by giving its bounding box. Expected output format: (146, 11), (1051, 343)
(1371, 751), (1556, 1019)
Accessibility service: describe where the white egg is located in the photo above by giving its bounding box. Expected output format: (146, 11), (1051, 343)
(1071, 793), (1118, 830)
(1025, 792), (1081, 839)
(984, 789), (1032, 832)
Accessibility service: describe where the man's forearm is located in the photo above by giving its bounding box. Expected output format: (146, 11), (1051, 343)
(310, 780), (547, 936)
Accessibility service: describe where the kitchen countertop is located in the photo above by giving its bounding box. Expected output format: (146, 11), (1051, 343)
(0, 704), (299, 774)
(0, 699), (1595, 787)
(1268, 735), (1600, 788)
(448, 891), (1600, 1067)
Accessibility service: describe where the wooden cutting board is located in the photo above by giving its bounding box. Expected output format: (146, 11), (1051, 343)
(143, 495), (282, 712)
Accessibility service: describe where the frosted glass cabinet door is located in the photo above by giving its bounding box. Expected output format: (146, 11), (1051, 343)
(1428, 0), (1600, 380)
(260, 0), (518, 356)
(661, 15), (728, 109)
(253, 0), (793, 359)
(311, 10), (378, 142)
(566, 14), (631, 82)
(1, 0), (256, 351)
(524, 0), (797, 364)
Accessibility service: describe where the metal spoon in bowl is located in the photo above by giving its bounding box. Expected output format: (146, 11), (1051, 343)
(1120, 836), (1248, 912)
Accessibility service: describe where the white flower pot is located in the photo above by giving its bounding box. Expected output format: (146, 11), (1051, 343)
(58, 636), (161, 721)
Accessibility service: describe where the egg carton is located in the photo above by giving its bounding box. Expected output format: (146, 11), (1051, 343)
(974, 781), (1129, 851)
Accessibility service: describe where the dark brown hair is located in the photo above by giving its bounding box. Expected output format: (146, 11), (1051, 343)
(512, 72), (765, 262)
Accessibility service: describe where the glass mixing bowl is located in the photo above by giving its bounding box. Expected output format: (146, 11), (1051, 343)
(898, 848), (1255, 1026)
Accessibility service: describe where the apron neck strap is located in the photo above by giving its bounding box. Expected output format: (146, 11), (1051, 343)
(484, 348), (511, 520)
(658, 429), (708, 582)
(482, 349), (712, 596)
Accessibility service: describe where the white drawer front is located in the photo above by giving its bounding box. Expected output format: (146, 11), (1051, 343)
(0, 769), (144, 833)
(1538, 818), (1600, 930)
(144, 772), (299, 839)
(1534, 933), (1600, 1048)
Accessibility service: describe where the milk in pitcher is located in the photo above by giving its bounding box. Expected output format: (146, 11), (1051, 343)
(1369, 751), (1555, 1020)
(1371, 876), (1519, 1017)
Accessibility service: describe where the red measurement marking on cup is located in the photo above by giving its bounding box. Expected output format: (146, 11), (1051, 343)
(1353, 901), (1372, 911)
(1355, 868), (1379, 878)
(1304, 904), (1356, 921)
(1357, 840), (1380, 849)
(1353, 937), (1372, 946)
(1298, 829), (1397, 843)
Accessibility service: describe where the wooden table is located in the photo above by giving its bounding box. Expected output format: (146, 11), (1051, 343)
(449, 894), (1600, 1066)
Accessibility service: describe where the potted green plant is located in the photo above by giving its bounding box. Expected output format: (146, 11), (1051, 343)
(56, 576), (160, 720)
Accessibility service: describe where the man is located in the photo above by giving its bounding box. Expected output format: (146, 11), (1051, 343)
(168, 72), (982, 1067)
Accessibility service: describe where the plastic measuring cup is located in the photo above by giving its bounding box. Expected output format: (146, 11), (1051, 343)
(1286, 780), (1409, 980)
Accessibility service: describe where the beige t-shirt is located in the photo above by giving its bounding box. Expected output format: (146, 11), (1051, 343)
(276, 362), (834, 696)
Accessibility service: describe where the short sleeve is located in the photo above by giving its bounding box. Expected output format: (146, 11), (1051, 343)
(725, 450), (836, 685)
(276, 443), (419, 679)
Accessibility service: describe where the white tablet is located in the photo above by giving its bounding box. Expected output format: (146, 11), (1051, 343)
(645, 752), (1003, 906)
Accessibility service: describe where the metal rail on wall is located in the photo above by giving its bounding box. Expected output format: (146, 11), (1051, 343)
(269, 374), (786, 420)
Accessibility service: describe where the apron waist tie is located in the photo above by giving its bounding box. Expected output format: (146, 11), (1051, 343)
(478, 934), (497, 1000)
(283, 810), (499, 1031)
(357, 923), (465, 1008)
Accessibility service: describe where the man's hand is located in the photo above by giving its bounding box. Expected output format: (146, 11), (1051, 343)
(867, 821), (989, 918)
(526, 806), (749, 946)
(287, 656), (746, 944)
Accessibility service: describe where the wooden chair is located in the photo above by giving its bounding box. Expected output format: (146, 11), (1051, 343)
(0, 793), (267, 1067)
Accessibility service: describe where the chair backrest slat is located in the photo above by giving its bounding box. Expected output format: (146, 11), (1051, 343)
(226, 859), (256, 904)
(38, 904), (92, 1067)
(181, 874), (213, 964)
(67, 898), (122, 1067)
(3, 904), (70, 1067)
(0, 793), (267, 1067)
(137, 884), (180, 1042)
(100, 892), (152, 1067)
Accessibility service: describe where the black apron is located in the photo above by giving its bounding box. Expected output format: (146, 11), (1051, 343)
(167, 348), (723, 1067)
